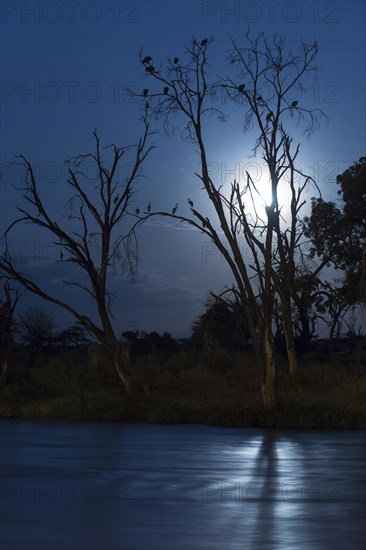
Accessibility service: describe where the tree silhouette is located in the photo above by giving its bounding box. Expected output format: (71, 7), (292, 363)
(17, 307), (59, 350)
(130, 33), (325, 409)
(0, 111), (155, 391)
(57, 323), (90, 352)
(305, 157), (366, 325)
(191, 298), (250, 352)
(290, 268), (324, 351)
(0, 280), (20, 384)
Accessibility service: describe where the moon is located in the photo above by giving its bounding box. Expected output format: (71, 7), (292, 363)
(240, 164), (293, 222)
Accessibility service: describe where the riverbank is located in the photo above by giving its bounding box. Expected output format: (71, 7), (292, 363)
(1, 349), (365, 428)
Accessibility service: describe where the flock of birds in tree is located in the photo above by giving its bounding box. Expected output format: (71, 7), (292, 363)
(136, 42), (299, 222)
(131, 198), (214, 231)
(141, 39), (209, 98)
(237, 83), (299, 114)
(55, 41), (300, 265)
(143, 86), (169, 96)
(133, 198), (197, 218)
(142, 41), (300, 115)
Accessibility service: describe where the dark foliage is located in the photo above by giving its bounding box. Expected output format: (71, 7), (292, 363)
(191, 301), (251, 351)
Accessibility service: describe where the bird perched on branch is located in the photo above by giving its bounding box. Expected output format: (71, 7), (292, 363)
(266, 111), (273, 122)
(163, 86), (169, 95)
(114, 195), (119, 204)
(200, 38), (208, 46)
(188, 198), (194, 208)
(291, 100), (298, 108)
(143, 88), (148, 96)
(238, 84), (246, 93)
(173, 57), (179, 64)
(135, 208), (140, 216)
(257, 96), (263, 101)
(145, 66), (155, 74)
(172, 203), (179, 215)
(147, 202), (151, 213)
(142, 56), (153, 64)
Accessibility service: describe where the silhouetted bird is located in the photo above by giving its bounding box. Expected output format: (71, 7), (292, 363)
(114, 195), (119, 204)
(143, 88), (148, 96)
(145, 66), (155, 74)
(174, 57), (179, 64)
(266, 111), (273, 121)
(142, 56), (153, 64)
(291, 100), (298, 108)
(188, 198), (194, 207)
(172, 203), (178, 215)
(147, 202), (151, 213)
(238, 84), (246, 93)
(135, 208), (140, 215)
(60, 250), (64, 260)
(200, 38), (208, 46)
(163, 86), (169, 94)
(257, 96), (263, 101)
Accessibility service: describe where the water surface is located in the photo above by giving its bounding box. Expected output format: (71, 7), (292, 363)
(0, 420), (365, 549)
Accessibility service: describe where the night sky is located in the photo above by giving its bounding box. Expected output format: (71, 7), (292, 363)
(1, 0), (365, 337)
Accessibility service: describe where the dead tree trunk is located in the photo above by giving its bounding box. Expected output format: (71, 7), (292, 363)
(0, 283), (20, 386)
(261, 326), (276, 410)
(281, 299), (298, 380)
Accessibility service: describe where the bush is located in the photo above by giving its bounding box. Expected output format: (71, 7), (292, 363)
(0, 348), (365, 427)
(30, 357), (80, 397)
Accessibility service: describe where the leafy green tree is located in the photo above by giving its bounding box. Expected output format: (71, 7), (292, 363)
(122, 329), (177, 356)
(305, 157), (366, 308)
(57, 323), (90, 351)
(337, 157), (366, 239)
(121, 330), (140, 344)
(191, 299), (250, 352)
(317, 281), (353, 341)
(337, 157), (366, 304)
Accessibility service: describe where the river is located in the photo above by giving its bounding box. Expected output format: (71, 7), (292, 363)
(0, 420), (365, 549)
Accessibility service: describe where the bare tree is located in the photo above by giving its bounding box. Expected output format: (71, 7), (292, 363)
(0, 112), (155, 391)
(0, 280), (20, 383)
(226, 33), (326, 383)
(17, 307), (59, 350)
(131, 33), (325, 409)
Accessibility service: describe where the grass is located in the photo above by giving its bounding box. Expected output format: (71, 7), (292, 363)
(0, 347), (365, 428)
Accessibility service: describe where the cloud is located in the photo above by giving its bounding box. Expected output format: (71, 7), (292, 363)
(144, 219), (198, 232)
(110, 268), (201, 309)
(12, 256), (204, 333)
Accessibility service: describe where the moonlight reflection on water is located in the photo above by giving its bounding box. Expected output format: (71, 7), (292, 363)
(0, 421), (365, 550)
